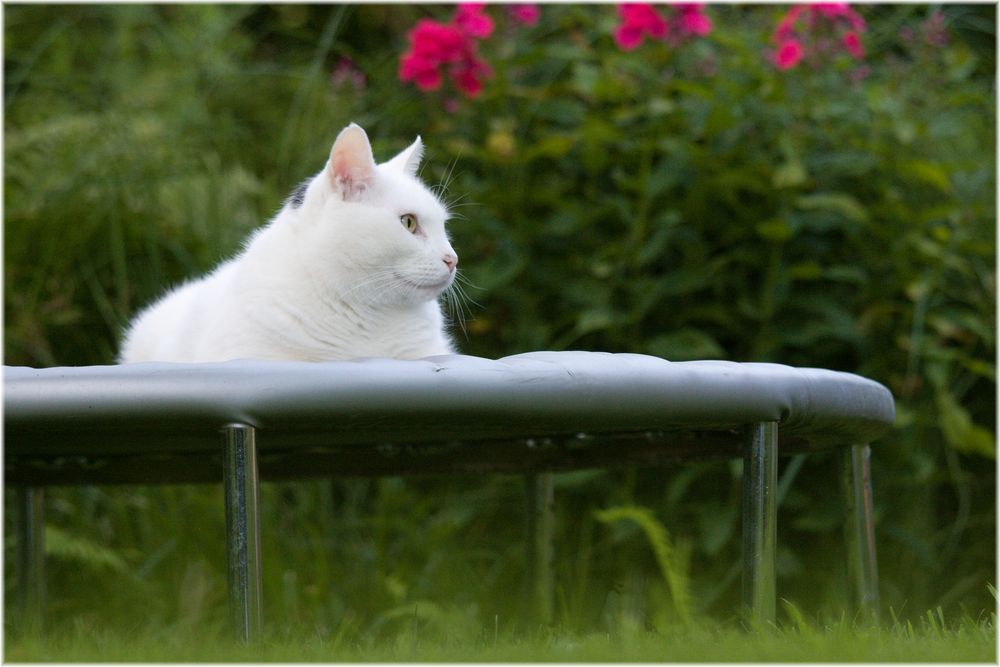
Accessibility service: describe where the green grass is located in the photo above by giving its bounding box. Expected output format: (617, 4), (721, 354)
(7, 613), (996, 662)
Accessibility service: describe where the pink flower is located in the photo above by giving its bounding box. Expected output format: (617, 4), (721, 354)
(398, 13), (494, 98)
(812, 3), (849, 20)
(922, 10), (948, 48)
(400, 52), (443, 91)
(811, 3), (865, 31)
(850, 64), (871, 85)
(614, 4), (669, 51)
(613, 3), (712, 51)
(842, 30), (863, 58)
(771, 3), (866, 70)
(331, 57), (366, 90)
(454, 3), (495, 39)
(775, 39), (804, 69)
(677, 4), (712, 37)
(405, 19), (469, 63)
(614, 22), (645, 51)
(453, 58), (493, 97)
(507, 4), (540, 26)
(775, 5), (804, 42)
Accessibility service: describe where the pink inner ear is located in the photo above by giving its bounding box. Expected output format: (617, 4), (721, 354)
(328, 126), (376, 198)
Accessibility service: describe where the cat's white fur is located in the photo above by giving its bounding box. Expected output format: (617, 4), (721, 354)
(119, 123), (458, 363)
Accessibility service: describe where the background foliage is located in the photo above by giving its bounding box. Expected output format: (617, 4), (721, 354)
(4, 3), (995, 643)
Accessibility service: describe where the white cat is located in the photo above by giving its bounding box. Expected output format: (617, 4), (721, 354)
(119, 123), (458, 363)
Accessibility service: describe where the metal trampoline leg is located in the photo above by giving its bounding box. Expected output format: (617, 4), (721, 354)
(526, 472), (555, 624)
(223, 424), (263, 642)
(843, 443), (880, 624)
(16, 486), (45, 635)
(742, 422), (778, 627)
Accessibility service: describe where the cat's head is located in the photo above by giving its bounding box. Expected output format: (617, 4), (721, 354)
(290, 123), (457, 308)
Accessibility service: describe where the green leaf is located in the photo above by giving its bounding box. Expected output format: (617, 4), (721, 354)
(575, 308), (616, 336)
(695, 502), (737, 556)
(644, 329), (725, 361)
(44, 525), (130, 573)
(795, 193), (869, 224)
(937, 390), (996, 459)
(959, 358), (996, 382)
(893, 120), (917, 144)
(637, 221), (679, 268)
(906, 160), (952, 194)
(647, 97), (676, 117)
(654, 260), (730, 299)
(825, 265), (867, 284)
(772, 160), (808, 188)
(755, 218), (793, 243)
(570, 62), (600, 97)
(525, 134), (576, 160)
(789, 261), (823, 280)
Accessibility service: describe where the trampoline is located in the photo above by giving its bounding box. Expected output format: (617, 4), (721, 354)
(6, 351), (895, 639)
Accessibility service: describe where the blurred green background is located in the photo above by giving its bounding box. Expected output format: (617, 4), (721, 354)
(4, 3), (995, 640)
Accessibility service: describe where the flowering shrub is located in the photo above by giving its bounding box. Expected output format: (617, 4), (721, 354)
(398, 2), (880, 102)
(614, 3), (712, 50)
(398, 3), (542, 99)
(398, 5), (495, 97)
(771, 3), (866, 69)
(400, 3), (713, 99)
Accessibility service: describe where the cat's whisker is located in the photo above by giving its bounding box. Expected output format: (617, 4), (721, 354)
(338, 269), (395, 295)
(454, 270), (481, 288)
(450, 285), (478, 318)
(443, 198), (480, 224)
(445, 191), (474, 204)
(454, 274), (486, 302)
(338, 270), (408, 307)
(441, 269), (482, 342)
(443, 286), (469, 340)
(433, 156), (464, 204)
(442, 156), (461, 192)
(445, 195), (480, 211)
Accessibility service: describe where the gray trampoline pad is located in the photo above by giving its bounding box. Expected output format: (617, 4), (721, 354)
(5, 351), (895, 484)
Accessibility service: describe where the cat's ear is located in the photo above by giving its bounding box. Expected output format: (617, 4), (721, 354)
(327, 123), (377, 200)
(386, 136), (424, 178)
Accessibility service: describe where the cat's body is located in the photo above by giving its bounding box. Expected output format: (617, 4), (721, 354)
(119, 123), (458, 363)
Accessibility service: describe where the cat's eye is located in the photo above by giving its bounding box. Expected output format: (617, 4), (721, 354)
(400, 213), (419, 234)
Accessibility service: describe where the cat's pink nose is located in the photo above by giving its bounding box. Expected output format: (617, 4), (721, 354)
(443, 254), (458, 272)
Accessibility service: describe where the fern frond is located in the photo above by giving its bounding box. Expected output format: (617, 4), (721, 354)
(594, 505), (693, 625)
